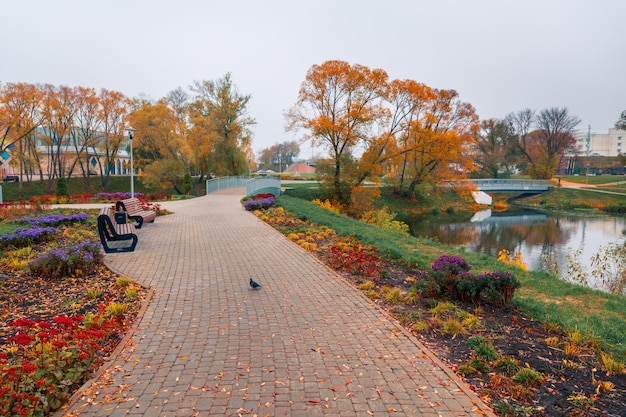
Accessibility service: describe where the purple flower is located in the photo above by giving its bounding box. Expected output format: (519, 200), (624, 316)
(431, 254), (472, 274)
(243, 196), (276, 211)
(27, 241), (103, 280)
(15, 213), (88, 226)
(0, 226), (57, 247)
(95, 192), (143, 200)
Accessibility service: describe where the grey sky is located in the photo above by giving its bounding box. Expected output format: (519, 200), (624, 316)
(1, 0), (624, 157)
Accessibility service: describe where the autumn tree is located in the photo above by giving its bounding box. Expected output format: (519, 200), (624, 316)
(67, 87), (102, 189)
(399, 88), (479, 194)
(127, 99), (186, 192)
(616, 110), (626, 131)
(286, 60), (388, 202)
(166, 87), (190, 124)
(39, 85), (82, 191)
(473, 118), (519, 178)
(97, 89), (130, 190)
(0, 82), (45, 193)
(129, 100), (184, 166)
(352, 79), (434, 188)
(0, 83), (44, 154)
(142, 158), (185, 194)
(258, 141), (300, 171)
(507, 107), (580, 179)
(189, 73), (255, 177)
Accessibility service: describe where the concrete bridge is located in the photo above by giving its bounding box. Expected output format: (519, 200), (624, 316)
(465, 179), (552, 205)
(471, 179), (553, 193)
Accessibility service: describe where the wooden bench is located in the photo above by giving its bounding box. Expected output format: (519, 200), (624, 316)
(97, 207), (138, 253)
(114, 197), (156, 229)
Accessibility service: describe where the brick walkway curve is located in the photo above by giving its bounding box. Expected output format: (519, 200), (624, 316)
(59, 191), (495, 417)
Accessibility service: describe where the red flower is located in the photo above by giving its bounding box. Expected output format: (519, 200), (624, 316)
(9, 319), (36, 328)
(53, 315), (74, 326)
(20, 361), (37, 373)
(9, 333), (35, 346)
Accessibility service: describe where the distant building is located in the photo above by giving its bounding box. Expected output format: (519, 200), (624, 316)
(575, 127), (626, 157)
(1, 127), (131, 180)
(285, 161), (316, 174)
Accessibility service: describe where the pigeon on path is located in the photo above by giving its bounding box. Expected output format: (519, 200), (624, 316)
(249, 278), (262, 290)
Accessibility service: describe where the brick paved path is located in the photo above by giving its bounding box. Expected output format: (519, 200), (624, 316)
(60, 192), (494, 417)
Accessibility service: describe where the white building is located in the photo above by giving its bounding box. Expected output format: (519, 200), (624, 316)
(576, 127), (626, 157)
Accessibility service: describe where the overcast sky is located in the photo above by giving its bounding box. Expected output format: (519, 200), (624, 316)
(2, 0), (625, 157)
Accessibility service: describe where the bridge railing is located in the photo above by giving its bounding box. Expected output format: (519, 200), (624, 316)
(205, 176), (250, 195)
(205, 176), (281, 196)
(471, 179), (552, 192)
(246, 177), (281, 196)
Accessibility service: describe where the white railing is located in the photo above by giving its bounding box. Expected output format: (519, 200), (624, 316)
(205, 176), (281, 196)
(471, 179), (552, 192)
(205, 176), (251, 195)
(245, 177), (281, 196)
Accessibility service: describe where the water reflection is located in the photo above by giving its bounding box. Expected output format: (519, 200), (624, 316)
(407, 208), (626, 292)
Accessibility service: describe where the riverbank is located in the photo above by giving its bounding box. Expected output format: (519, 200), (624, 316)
(277, 192), (626, 346)
(273, 196), (626, 415)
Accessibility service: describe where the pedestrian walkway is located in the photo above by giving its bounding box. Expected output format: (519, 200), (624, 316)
(59, 191), (494, 417)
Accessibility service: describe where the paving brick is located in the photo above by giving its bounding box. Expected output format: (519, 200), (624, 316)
(58, 193), (495, 417)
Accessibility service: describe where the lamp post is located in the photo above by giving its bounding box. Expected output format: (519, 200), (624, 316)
(586, 164), (590, 187)
(125, 128), (135, 198)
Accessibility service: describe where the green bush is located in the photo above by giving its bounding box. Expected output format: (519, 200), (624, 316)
(182, 172), (193, 195)
(55, 177), (69, 196)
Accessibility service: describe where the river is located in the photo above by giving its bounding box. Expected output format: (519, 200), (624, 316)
(407, 208), (626, 293)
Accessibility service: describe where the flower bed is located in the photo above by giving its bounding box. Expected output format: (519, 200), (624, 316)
(0, 227), (57, 249)
(1, 208), (146, 416)
(242, 193), (276, 211)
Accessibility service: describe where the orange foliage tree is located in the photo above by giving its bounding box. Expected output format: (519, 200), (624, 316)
(286, 60), (388, 203)
(96, 89), (131, 190)
(188, 73), (255, 177)
(287, 60), (480, 203)
(0, 82), (45, 192)
(399, 88), (479, 194)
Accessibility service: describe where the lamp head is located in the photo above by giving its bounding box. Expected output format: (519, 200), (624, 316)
(125, 127), (135, 140)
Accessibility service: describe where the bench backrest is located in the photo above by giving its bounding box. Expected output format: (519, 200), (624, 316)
(116, 197), (150, 213)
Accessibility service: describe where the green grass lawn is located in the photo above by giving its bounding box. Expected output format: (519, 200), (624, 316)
(518, 186), (626, 211)
(558, 175), (626, 185)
